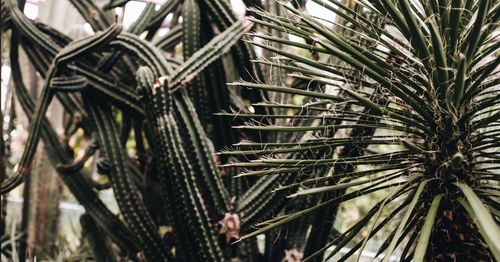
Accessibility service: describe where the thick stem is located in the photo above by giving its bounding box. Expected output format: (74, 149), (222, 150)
(426, 199), (492, 261)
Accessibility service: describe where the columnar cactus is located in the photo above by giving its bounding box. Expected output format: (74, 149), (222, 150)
(1, 0), (498, 261)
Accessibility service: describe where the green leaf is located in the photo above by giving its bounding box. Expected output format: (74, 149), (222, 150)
(456, 182), (500, 261)
(413, 194), (443, 262)
(382, 179), (429, 262)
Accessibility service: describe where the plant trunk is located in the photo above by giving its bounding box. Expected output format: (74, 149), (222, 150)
(18, 46), (63, 257)
(426, 199), (492, 261)
(27, 144), (62, 256)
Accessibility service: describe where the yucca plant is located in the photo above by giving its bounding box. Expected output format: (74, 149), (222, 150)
(230, 0), (500, 261)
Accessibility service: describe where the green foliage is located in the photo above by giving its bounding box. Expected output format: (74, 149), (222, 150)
(230, 0), (499, 261)
(0, 0), (498, 261)
(1, 0), (259, 260)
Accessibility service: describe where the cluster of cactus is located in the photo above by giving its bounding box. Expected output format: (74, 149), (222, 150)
(1, 0), (499, 261)
(1, 0), (303, 260)
(2, 1), (246, 261)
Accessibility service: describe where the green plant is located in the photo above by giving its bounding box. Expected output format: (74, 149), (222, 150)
(1, 0), (263, 260)
(1, 0), (498, 261)
(230, 0), (499, 261)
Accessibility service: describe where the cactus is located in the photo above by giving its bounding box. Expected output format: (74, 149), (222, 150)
(80, 214), (117, 262)
(1, 0), (497, 261)
(2, 0), (260, 260)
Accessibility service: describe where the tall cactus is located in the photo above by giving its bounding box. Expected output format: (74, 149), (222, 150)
(137, 67), (223, 261)
(2, 1), (261, 260)
(84, 94), (172, 261)
(6, 1), (494, 262)
(8, 27), (139, 254)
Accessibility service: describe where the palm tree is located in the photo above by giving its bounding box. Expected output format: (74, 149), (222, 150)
(232, 1), (500, 261)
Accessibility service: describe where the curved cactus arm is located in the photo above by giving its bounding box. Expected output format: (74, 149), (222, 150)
(23, 36), (140, 121)
(145, 0), (182, 31)
(8, 5), (144, 115)
(67, 0), (113, 31)
(54, 23), (122, 64)
(84, 94), (172, 261)
(153, 24), (182, 51)
(110, 32), (174, 76)
(49, 75), (88, 92)
(169, 20), (253, 89)
(5, 0), (59, 56)
(8, 35), (139, 253)
(103, 0), (131, 10)
(96, 3), (157, 75)
(0, 67), (55, 193)
(1, 23), (124, 193)
(128, 3), (156, 35)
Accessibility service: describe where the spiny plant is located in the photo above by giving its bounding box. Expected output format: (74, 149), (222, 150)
(2, 0), (498, 261)
(0, 0), (266, 260)
(228, 0), (500, 261)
